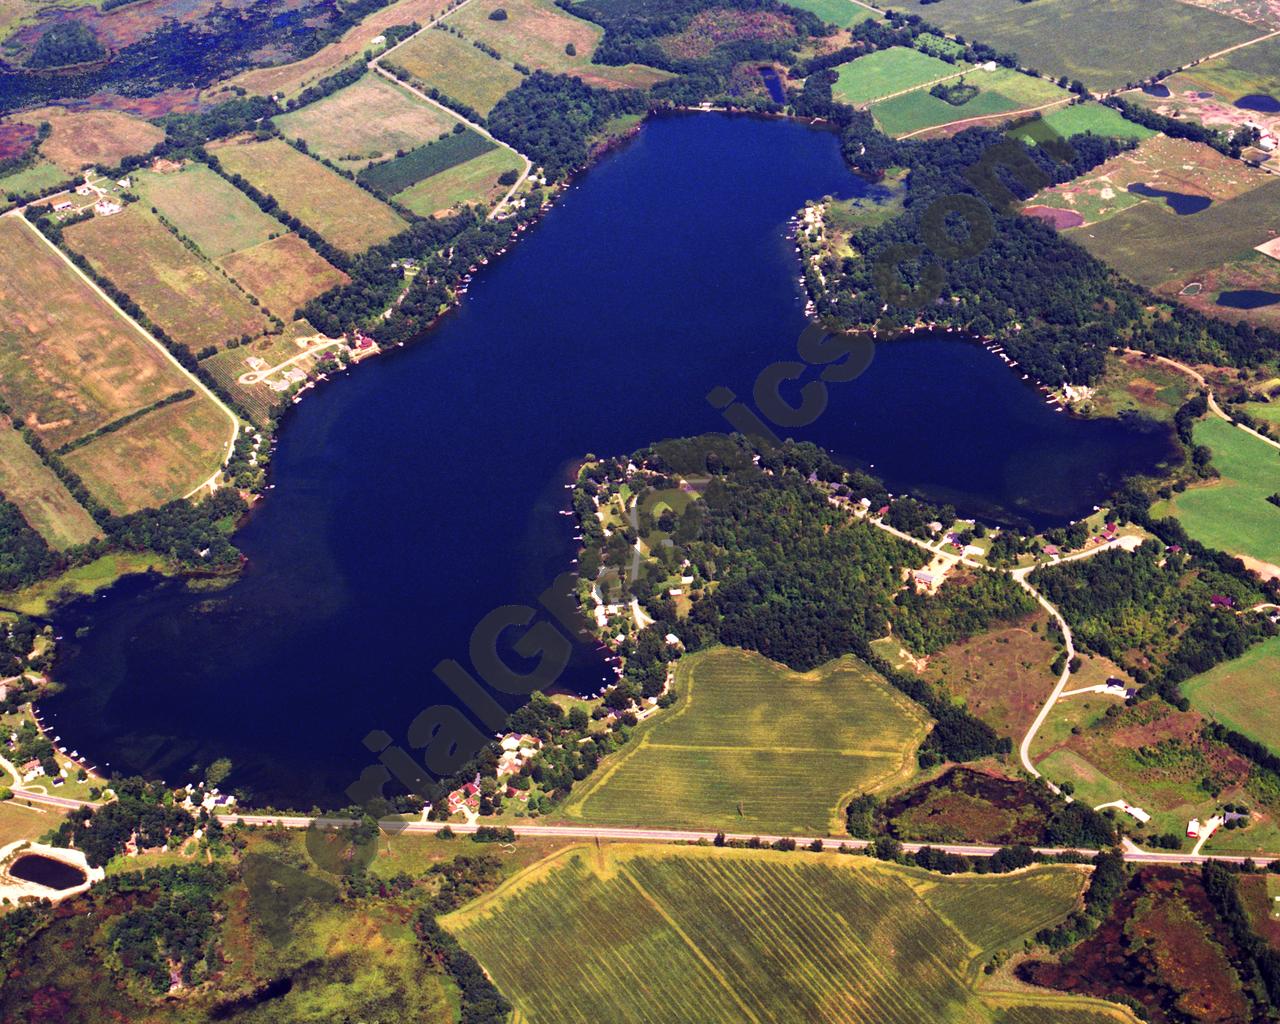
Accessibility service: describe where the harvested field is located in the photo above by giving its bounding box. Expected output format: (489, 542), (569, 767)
(0, 424), (100, 548)
(131, 162), (283, 260)
(906, 0), (1263, 92)
(1027, 134), (1269, 228)
(444, 843), (1088, 1024)
(561, 646), (929, 834)
(393, 145), (523, 216)
(833, 46), (968, 105)
(207, 137), (408, 254)
(223, 0), (453, 97)
(217, 233), (348, 321)
(389, 27), (524, 115)
(871, 67), (1070, 137)
(62, 392), (229, 512)
(0, 216), (189, 450)
(1069, 177), (1280, 285)
(13, 107), (163, 172)
(274, 72), (461, 170)
(444, 0), (667, 87)
(63, 204), (269, 353)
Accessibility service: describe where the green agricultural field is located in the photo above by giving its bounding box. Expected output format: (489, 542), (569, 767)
(1243, 399), (1280, 427)
(64, 205), (270, 354)
(394, 145), (524, 216)
(1151, 416), (1280, 568)
(443, 843), (1090, 1024)
(909, 0), (1263, 92)
(131, 163), (284, 260)
(561, 646), (929, 834)
(389, 28), (525, 115)
(1013, 102), (1156, 145)
(834, 46), (966, 105)
(274, 72), (461, 170)
(0, 158), (69, 201)
(782, 0), (880, 27)
(360, 128), (497, 194)
(1172, 33), (1280, 103)
(871, 68), (1069, 137)
(208, 137), (408, 255)
(1184, 635), (1280, 755)
(1069, 178), (1280, 285)
(0, 424), (100, 548)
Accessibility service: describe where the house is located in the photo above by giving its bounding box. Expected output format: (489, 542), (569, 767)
(914, 571), (935, 586)
(463, 782), (479, 796)
(20, 759), (43, 783)
(52, 200), (73, 212)
(75, 183), (94, 196)
(117, 177), (131, 189)
(1123, 804), (1151, 824)
(1043, 544), (1059, 556)
(94, 199), (122, 217)
(1187, 818), (1201, 838)
(876, 505), (890, 517)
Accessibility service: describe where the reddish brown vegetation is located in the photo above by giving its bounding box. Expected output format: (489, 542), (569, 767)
(659, 8), (793, 61)
(0, 122), (37, 161)
(1023, 204), (1085, 229)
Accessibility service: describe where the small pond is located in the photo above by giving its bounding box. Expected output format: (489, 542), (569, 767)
(9, 854), (86, 890)
(1236, 93), (1280, 113)
(1127, 182), (1212, 215)
(1142, 83), (1171, 97)
(1217, 289), (1280, 309)
(758, 66), (786, 103)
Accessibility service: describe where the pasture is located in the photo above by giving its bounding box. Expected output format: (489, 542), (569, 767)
(833, 46), (966, 105)
(871, 68), (1069, 137)
(908, 0), (1263, 92)
(1013, 102), (1156, 145)
(0, 216), (190, 450)
(64, 205), (269, 353)
(131, 162), (284, 260)
(0, 424), (101, 548)
(1184, 635), (1280, 755)
(781, 0), (880, 27)
(14, 107), (163, 171)
(1150, 416), (1280, 569)
(390, 27), (525, 115)
(274, 72), (461, 170)
(217, 233), (349, 321)
(208, 137), (408, 254)
(0, 158), (69, 201)
(1069, 177), (1280, 285)
(394, 145), (523, 216)
(560, 646), (929, 834)
(62, 392), (229, 512)
(443, 843), (1089, 1024)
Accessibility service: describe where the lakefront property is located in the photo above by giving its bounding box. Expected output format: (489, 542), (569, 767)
(1, 0), (1280, 1020)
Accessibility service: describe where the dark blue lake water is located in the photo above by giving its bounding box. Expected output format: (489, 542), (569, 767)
(1236, 93), (1280, 113)
(44, 113), (1179, 807)
(1127, 181), (1212, 215)
(1217, 289), (1280, 309)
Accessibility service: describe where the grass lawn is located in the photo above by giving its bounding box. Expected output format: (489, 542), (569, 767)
(217, 233), (349, 321)
(1069, 177), (1280, 286)
(394, 145), (524, 216)
(871, 68), (1069, 137)
(1243, 399), (1280, 426)
(560, 646), (929, 834)
(833, 46), (966, 105)
(907, 0), (1263, 92)
(1014, 102), (1156, 145)
(389, 27), (525, 115)
(0, 798), (66, 847)
(1184, 635), (1280, 755)
(0, 424), (100, 549)
(274, 72), (461, 170)
(443, 843), (1089, 1024)
(0, 216), (192, 451)
(64, 205), (269, 354)
(131, 162), (284, 260)
(63, 393), (230, 513)
(1151, 416), (1280, 568)
(208, 137), (408, 255)
(782, 0), (880, 27)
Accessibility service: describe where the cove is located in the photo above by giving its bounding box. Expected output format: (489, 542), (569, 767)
(44, 113), (1179, 808)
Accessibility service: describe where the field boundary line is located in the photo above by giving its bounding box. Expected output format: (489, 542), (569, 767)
(6, 211), (240, 497)
(895, 96), (1072, 139)
(616, 861), (766, 1024)
(860, 65), (976, 108)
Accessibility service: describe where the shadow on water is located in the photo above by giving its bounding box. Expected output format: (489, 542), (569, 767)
(44, 113), (1181, 808)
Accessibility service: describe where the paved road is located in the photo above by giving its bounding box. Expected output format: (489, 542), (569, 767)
(214, 814), (1275, 866)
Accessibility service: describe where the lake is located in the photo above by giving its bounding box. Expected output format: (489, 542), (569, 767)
(44, 113), (1179, 808)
